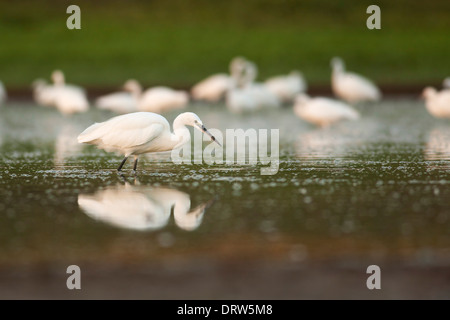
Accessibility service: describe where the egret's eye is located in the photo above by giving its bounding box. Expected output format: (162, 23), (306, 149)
(194, 120), (198, 124)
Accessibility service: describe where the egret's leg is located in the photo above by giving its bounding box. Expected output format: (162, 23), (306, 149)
(133, 156), (139, 171)
(117, 156), (128, 171)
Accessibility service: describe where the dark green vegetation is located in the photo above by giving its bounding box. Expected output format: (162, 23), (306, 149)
(0, 0), (449, 88)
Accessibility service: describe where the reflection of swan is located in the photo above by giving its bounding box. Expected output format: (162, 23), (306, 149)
(424, 127), (450, 163)
(95, 79), (142, 114)
(0, 80), (6, 105)
(422, 87), (450, 119)
(331, 57), (381, 103)
(294, 93), (359, 127)
(78, 184), (215, 231)
(264, 70), (307, 104)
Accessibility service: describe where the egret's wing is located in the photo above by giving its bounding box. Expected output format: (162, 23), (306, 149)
(78, 113), (166, 148)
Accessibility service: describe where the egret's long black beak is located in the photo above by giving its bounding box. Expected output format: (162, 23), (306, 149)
(196, 124), (221, 146)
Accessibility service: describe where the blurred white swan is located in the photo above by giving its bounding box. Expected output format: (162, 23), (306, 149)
(95, 79), (142, 114)
(0, 80), (6, 105)
(331, 57), (381, 103)
(138, 86), (189, 113)
(293, 93), (360, 127)
(78, 184), (215, 231)
(264, 70), (307, 104)
(33, 70), (89, 114)
(422, 87), (450, 119)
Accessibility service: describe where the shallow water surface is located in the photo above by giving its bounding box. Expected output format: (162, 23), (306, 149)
(0, 100), (449, 299)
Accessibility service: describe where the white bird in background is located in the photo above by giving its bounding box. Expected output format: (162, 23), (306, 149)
(51, 70), (85, 95)
(137, 86), (189, 113)
(422, 87), (450, 119)
(225, 57), (257, 113)
(226, 58), (281, 113)
(78, 184), (215, 231)
(0, 80), (7, 105)
(443, 77), (450, 89)
(191, 73), (232, 103)
(264, 70), (307, 104)
(293, 93), (360, 127)
(95, 79), (142, 114)
(244, 61), (281, 109)
(32, 79), (55, 107)
(33, 70), (89, 114)
(77, 111), (221, 171)
(331, 57), (381, 103)
(190, 56), (247, 102)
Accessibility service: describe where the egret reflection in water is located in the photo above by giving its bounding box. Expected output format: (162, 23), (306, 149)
(424, 127), (450, 168)
(78, 181), (216, 231)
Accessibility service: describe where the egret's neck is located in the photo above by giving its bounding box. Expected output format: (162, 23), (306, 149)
(171, 118), (192, 149)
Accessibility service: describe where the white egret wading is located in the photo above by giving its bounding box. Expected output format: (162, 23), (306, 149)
(32, 70), (89, 114)
(422, 87), (450, 119)
(331, 57), (381, 103)
(77, 112), (221, 171)
(294, 93), (360, 127)
(264, 70), (307, 104)
(95, 79), (142, 114)
(443, 77), (450, 89)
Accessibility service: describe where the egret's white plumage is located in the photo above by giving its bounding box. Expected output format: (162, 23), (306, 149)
(77, 111), (220, 171)
(244, 61), (281, 109)
(225, 58), (280, 113)
(51, 70), (85, 95)
(422, 87), (450, 119)
(294, 93), (360, 127)
(78, 184), (213, 231)
(190, 56), (248, 102)
(331, 57), (381, 103)
(32, 79), (55, 107)
(443, 77), (450, 89)
(95, 79), (142, 114)
(191, 73), (232, 102)
(33, 70), (89, 114)
(138, 86), (189, 113)
(0, 80), (7, 105)
(264, 70), (307, 103)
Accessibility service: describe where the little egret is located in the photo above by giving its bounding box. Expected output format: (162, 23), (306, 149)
(77, 111), (221, 171)
(443, 77), (450, 89)
(294, 93), (360, 127)
(265, 70), (307, 104)
(422, 87), (450, 119)
(331, 57), (381, 103)
(95, 79), (142, 114)
(190, 56), (247, 102)
(137, 86), (189, 113)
